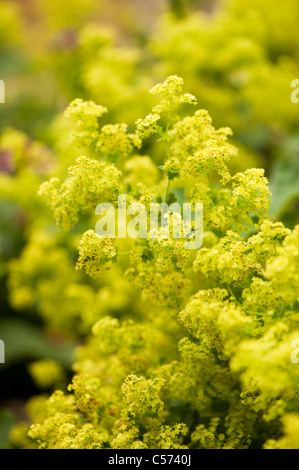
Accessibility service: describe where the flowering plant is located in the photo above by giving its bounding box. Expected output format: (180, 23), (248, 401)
(11, 76), (298, 449)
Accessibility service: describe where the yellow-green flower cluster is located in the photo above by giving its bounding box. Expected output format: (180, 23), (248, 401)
(136, 75), (197, 139)
(194, 232), (264, 288)
(96, 123), (141, 162)
(265, 225), (299, 304)
(171, 110), (236, 183)
(76, 230), (117, 279)
(38, 156), (122, 230)
(121, 375), (165, 419)
(8, 75), (299, 449)
(65, 99), (108, 150)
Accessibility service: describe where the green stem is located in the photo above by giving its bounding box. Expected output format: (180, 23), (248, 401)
(164, 177), (171, 204)
(102, 414), (117, 421)
(165, 124), (171, 160)
(162, 122), (172, 204)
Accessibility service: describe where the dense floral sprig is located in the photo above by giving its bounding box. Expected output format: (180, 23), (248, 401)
(10, 76), (299, 449)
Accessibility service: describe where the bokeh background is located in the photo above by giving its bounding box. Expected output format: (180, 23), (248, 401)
(0, 0), (298, 447)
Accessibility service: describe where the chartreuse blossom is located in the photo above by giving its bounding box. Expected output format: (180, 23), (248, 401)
(38, 156), (122, 230)
(76, 230), (117, 278)
(13, 76), (299, 449)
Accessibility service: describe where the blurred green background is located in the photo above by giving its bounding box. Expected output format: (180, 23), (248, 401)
(0, 0), (298, 448)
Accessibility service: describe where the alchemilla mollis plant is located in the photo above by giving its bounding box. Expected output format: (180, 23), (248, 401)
(10, 76), (297, 449)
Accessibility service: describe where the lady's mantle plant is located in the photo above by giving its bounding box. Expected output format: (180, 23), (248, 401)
(24, 77), (299, 449)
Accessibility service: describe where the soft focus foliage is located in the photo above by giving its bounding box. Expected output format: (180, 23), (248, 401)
(0, 0), (298, 450)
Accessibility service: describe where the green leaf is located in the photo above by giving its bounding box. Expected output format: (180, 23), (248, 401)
(0, 410), (15, 449)
(269, 159), (299, 218)
(171, 187), (185, 206)
(0, 319), (75, 367)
